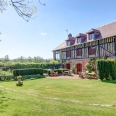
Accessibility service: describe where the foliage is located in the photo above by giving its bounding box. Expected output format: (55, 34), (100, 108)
(0, 61), (61, 70)
(70, 65), (75, 74)
(110, 60), (116, 80)
(96, 59), (116, 80)
(85, 62), (93, 72)
(0, 0), (42, 21)
(17, 75), (22, 79)
(13, 68), (43, 76)
(2, 67), (9, 71)
(50, 60), (59, 65)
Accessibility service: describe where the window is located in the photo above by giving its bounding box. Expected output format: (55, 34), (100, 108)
(81, 36), (86, 42)
(66, 50), (70, 57)
(77, 38), (81, 43)
(76, 48), (82, 56)
(55, 51), (60, 60)
(89, 33), (94, 40)
(67, 41), (70, 46)
(88, 46), (96, 55)
(70, 40), (75, 45)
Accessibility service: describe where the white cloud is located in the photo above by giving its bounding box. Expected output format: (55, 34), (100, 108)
(41, 32), (47, 36)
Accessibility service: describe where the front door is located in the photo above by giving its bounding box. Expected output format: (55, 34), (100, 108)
(66, 63), (70, 69)
(76, 63), (82, 74)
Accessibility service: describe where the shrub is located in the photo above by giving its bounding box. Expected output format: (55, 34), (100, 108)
(17, 75), (22, 79)
(85, 62), (93, 72)
(96, 59), (106, 80)
(71, 65), (75, 74)
(2, 67), (9, 71)
(96, 59), (116, 80)
(13, 68), (43, 76)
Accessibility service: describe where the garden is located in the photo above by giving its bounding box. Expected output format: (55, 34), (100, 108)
(0, 59), (116, 115)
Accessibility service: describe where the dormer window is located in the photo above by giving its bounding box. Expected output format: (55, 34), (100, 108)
(89, 33), (94, 40)
(66, 33), (75, 46)
(67, 41), (70, 46)
(75, 33), (87, 44)
(77, 38), (81, 43)
(70, 40), (75, 45)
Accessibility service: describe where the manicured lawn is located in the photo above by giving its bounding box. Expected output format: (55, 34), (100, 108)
(0, 78), (116, 116)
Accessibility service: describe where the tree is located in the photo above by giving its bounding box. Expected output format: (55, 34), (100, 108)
(0, 0), (45, 22)
(4, 55), (10, 61)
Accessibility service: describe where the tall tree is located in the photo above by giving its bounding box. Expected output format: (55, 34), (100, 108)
(4, 55), (10, 61)
(0, 0), (45, 21)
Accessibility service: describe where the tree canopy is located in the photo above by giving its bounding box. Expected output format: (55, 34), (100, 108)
(0, 0), (45, 21)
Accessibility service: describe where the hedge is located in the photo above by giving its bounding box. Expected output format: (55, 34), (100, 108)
(13, 68), (43, 76)
(3, 63), (61, 70)
(96, 59), (116, 80)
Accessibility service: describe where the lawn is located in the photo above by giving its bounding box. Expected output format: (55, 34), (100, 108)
(0, 78), (116, 116)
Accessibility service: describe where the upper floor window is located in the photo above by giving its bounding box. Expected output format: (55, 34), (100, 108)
(89, 33), (94, 40)
(66, 50), (70, 57)
(77, 38), (81, 43)
(88, 46), (96, 55)
(76, 48), (82, 56)
(67, 41), (70, 46)
(81, 36), (86, 42)
(70, 40), (75, 45)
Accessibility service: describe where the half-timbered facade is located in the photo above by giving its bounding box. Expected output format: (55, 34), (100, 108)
(52, 21), (116, 73)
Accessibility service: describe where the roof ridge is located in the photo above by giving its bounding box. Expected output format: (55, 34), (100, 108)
(96, 20), (116, 29)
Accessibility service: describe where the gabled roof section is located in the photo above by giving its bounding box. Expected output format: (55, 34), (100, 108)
(75, 33), (87, 38)
(52, 42), (66, 51)
(86, 28), (100, 34)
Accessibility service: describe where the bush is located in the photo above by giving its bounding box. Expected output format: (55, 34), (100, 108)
(2, 67), (9, 71)
(71, 65), (75, 74)
(86, 63), (93, 72)
(96, 59), (116, 80)
(13, 68), (43, 76)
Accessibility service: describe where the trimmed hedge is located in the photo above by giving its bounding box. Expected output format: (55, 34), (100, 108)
(3, 63), (61, 69)
(13, 68), (43, 76)
(96, 59), (116, 80)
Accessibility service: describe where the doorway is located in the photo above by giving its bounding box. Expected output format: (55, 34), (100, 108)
(76, 63), (82, 74)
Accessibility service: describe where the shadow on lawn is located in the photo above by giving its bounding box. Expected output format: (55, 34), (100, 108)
(102, 80), (116, 84)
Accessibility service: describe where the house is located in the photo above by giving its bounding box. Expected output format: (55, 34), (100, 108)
(52, 21), (116, 74)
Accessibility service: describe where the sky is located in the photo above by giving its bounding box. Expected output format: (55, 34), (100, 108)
(0, 0), (116, 59)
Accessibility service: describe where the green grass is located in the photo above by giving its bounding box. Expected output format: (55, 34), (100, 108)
(0, 78), (116, 116)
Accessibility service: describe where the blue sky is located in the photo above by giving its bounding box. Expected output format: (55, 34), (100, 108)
(0, 0), (116, 59)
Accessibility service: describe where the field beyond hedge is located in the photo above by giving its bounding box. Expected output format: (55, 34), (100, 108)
(0, 78), (116, 116)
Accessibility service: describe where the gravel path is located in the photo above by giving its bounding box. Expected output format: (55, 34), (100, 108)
(45, 74), (82, 79)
